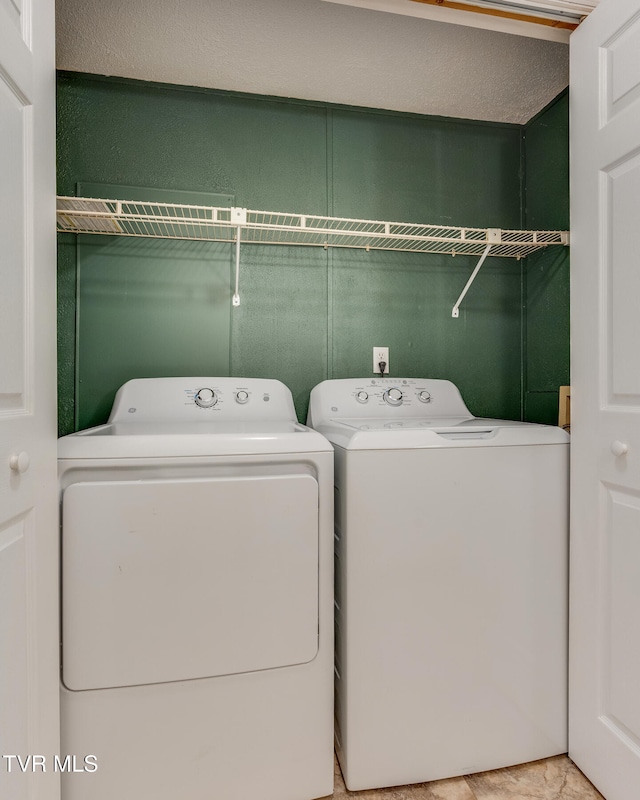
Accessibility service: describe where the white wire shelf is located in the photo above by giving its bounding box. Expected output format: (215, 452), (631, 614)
(57, 197), (569, 259)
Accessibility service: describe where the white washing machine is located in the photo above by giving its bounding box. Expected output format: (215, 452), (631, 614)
(307, 377), (569, 792)
(58, 377), (334, 800)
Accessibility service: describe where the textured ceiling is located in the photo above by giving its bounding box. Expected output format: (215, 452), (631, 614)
(55, 0), (569, 124)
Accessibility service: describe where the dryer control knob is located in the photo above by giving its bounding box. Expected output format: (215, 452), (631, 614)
(383, 388), (403, 406)
(356, 391), (369, 403)
(195, 388), (218, 408)
(235, 390), (249, 404)
(417, 391), (432, 403)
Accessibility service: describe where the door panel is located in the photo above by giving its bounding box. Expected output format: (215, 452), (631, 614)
(602, 9), (640, 121)
(0, 0), (58, 798)
(606, 154), (640, 400)
(607, 489), (640, 739)
(0, 517), (29, 769)
(570, 0), (640, 796)
(0, 0), (22, 36)
(0, 56), (27, 410)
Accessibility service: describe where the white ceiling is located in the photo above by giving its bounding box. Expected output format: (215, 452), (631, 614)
(55, 0), (570, 124)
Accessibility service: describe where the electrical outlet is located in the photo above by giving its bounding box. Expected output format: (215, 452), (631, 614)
(373, 347), (389, 374)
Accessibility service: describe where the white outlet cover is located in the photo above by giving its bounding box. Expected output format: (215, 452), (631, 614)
(373, 347), (389, 374)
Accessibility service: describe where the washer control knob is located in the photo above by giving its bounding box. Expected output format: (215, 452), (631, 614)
(194, 388), (218, 408)
(356, 391), (369, 403)
(417, 390), (432, 404)
(383, 387), (403, 406)
(235, 390), (249, 404)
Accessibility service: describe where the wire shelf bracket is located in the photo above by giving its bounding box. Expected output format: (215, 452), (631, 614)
(230, 207), (246, 307)
(57, 197), (570, 313)
(450, 228), (507, 318)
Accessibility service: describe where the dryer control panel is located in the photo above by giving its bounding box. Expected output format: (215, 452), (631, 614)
(307, 378), (472, 427)
(109, 378), (298, 423)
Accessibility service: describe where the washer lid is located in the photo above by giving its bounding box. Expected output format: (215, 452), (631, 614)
(333, 416), (474, 431)
(307, 378), (568, 448)
(314, 417), (569, 449)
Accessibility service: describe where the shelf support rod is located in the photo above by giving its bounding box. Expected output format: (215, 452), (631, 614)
(232, 225), (241, 307)
(230, 208), (247, 308)
(451, 243), (492, 319)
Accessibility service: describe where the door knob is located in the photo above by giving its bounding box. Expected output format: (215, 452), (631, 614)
(9, 452), (30, 474)
(610, 440), (629, 457)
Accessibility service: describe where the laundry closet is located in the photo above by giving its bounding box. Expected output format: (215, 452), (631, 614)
(47, 2), (640, 800)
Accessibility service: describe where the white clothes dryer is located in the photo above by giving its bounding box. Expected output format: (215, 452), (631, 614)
(58, 378), (334, 800)
(307, 377), (569, 792)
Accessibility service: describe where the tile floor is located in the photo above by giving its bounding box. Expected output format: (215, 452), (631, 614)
(328, 753), (605, 800)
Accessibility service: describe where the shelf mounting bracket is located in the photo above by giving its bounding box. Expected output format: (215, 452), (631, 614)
(451, 230), (501, 318)
(231, 207), (247, 308)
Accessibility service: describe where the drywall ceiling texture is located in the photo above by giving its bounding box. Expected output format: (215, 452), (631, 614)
(55, 0), (569, 124)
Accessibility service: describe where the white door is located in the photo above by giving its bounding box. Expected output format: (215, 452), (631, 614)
(0, 0), (59, 798)
(570, 1), (640, 798)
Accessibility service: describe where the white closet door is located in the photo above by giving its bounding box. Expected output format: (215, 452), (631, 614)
(570, 1), (640, 798)
(0, 0), (58, 798)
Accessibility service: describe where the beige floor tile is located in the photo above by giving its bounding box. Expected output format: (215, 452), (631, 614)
(464, 755), (605, 800)
(329, 754), (476, 800)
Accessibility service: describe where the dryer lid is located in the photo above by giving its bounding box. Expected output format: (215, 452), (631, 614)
(58, 377), (333, 458)
(57, 422), (331, 459)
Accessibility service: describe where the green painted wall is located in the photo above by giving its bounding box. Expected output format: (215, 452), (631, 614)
(74, 183), (234, 430)
(57, 72), (567, 433)
(523, 91), (570, 424)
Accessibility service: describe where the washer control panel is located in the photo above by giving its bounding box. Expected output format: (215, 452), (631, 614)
(383, 387), (404, 406)
(307, 377), (471, 427)
(346, 379), (439, 410)
(109, 377), (298, 423)
(194, 388), (218, 408)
